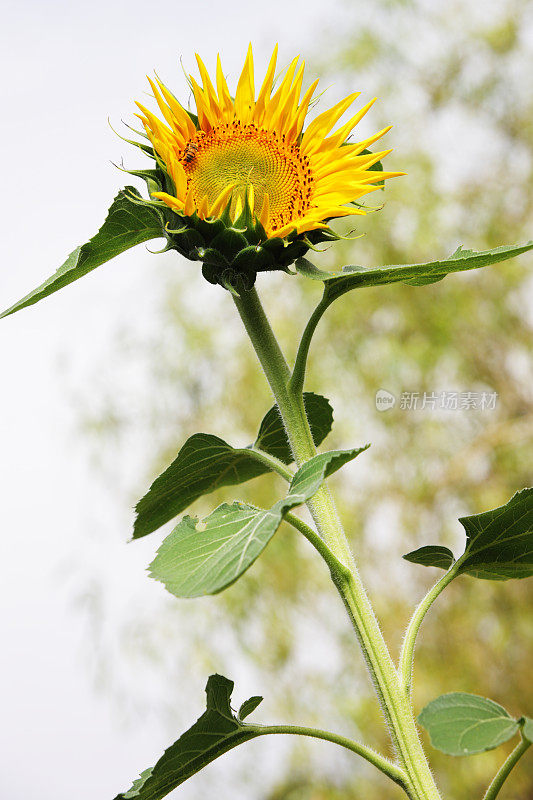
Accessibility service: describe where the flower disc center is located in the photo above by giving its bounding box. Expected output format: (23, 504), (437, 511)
(182, 123), (313, 232)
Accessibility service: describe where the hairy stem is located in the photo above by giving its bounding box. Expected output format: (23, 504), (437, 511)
(289, 294), (331, 396)
(482, 736), (531, 800)
(233, 286), (353, 567)
(284, 511), (342, 565)
(248, 724), (408, 789)
(399, 565), (460, 694)
(232, 287), (442, 800)
(246, 446), (294, 482)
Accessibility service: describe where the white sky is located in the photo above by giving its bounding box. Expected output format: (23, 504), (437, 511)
(0, 2), (350, 798)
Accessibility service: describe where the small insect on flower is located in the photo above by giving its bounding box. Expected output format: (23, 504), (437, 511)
(182, 140), (199, 164)
(124, 44), (404, 291)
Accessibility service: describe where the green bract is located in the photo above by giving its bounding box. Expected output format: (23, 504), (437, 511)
(126, 164), (340, 293)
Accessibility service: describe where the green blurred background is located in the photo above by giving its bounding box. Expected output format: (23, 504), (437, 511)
(75, 2), (533, 797)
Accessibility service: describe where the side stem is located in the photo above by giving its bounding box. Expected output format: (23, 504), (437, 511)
(399, 565), (460, 695)
(482, 736), (531, 800)
(232, 287), (442, 800)
(289, 294), (331, 396)
(249, 724), (408, 789)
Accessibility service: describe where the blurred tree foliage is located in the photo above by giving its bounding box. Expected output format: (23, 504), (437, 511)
(76, 1), (532, 797)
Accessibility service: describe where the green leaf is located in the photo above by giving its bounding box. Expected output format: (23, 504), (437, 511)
(149, 446), (368, 597)
(255, 392), (333, 464)
(403, 545), (455, 570)
(133, 392), (333, 539)
(522, 717), (533, 743)
(287, 446), (369, 502)
(402, 489), (533, 581)
(295, 241), (533, 303)
(418, 693), (520, 756)
(457, 488), (533, 580)
(149, 502), (287, 597)
(238, 696), (264, 721)
(134, 436), (271, 540)
(1, 188), (164, 318)
(114, 674), (262, 800)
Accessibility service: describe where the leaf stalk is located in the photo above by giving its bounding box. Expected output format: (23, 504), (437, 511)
(482, 735), (531, 800)
(248, 724), (408, 789)
(399, 563), (461, 695)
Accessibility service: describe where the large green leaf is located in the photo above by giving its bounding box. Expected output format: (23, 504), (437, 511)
(134, 436), (271, 540)
(403, 489), (533, 580)
(149, 446), (368, 597)
(0, 188), (164, 319)
(149, 502), (289, 597)
(418, 693), (520, 756)
(113, 675), (262, 800)
(457, 488), (533, 579)
(133, 392), (333, 539)
(295, 241), (533, 302)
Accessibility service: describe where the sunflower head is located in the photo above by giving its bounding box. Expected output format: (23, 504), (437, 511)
(125, 44), (403, 292)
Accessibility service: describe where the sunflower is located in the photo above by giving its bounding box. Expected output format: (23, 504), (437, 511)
(127, 45), (403, 291)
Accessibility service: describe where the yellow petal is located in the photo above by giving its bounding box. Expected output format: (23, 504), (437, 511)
(195, 54), (222, 120)
(268, 61), (305, 134)
(286, 78), (319, 142)
(247, 183), (255, 215)
(358, 170), (405, 183)
(274, 217), (328, 237)
(154, 78), (196, 138)
(314, 150), (392, 181)
(348, 126), (393, 156)
(235, 43), (255, 123)
(216, 54), (234, 121)
(134, 102), (170, 137)
(259, 192), (270, 229)
(189, 75), (216, 130)
(167, 159), (188, 199)
(209, 183), (236, 217)
(314, 97), (377, 154)
(146, 77), (180, 132)
(263, 56), (299, 127)
(233, 194), (243, 221)
(198, 194), (210, 218)
(315, 186), (381, 205)
(253, 45), (278, 124)
(183, 188), (196, 216)
(318, 207), (366, 220)
(151, 191), (184, 212)
(272, 221), (302, 238)
(300, 92), (360, 154)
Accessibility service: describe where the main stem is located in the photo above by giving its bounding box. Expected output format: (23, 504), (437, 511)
(233, 287), (442, 800)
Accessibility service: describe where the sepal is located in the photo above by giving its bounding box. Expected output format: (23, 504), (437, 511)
(121, 170), (342, 291)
